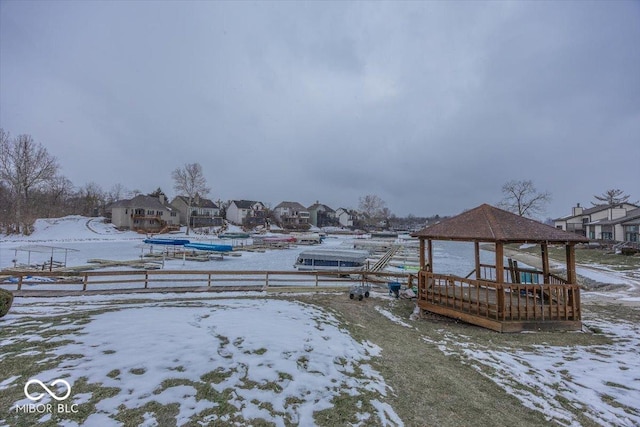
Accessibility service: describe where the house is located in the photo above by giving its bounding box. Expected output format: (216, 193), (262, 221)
(584, 207), (640, 243)
(171, 195), (222, 228)
(554, 202), (639, 241)
(226, 200), (267, 227)
(307, 202), (337, 227)
(273, 201), (310, 228)
(108, 193), (180, 232)
(335, 208), (356, 228)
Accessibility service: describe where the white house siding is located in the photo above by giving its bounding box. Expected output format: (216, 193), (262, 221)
(226, 204), (245, 224)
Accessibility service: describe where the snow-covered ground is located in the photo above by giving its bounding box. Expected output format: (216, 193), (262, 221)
(1, 216), (639, 426)
(0, 216), (319, 272)
(2, 296), (399, 426)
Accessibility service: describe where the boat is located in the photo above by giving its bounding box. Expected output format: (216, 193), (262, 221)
(294, 249), (369, 271)
(370, 232), (398, 238)
(184, 243), (233, 252)
(262, 236), (297, 243)
(218, 232), (251, 239)
(143, 238), (191, 246)
(291, 233), (322, 245)
(252, 235), (297, 246)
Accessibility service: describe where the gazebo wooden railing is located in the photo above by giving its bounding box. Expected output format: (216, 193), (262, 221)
(477, 263), (568, 286)
(417, 271), (581, 332)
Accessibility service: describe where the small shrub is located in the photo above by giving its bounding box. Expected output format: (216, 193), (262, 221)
(0, 289), (14, 317)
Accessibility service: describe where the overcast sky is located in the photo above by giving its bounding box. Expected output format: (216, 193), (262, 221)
(1, 1), (638, 218)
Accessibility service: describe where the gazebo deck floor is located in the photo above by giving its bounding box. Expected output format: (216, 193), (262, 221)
(418, 276), (581, 333)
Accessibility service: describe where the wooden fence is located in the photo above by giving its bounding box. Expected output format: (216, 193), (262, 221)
(1, 269), (412, 295)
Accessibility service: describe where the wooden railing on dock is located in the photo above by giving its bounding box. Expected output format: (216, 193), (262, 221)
(1, 269), (411, 295)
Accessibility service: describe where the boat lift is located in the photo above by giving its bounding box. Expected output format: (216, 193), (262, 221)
(10, 245), (79, 271)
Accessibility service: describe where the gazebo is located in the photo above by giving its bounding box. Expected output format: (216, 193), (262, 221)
(412, 204), (589, 332)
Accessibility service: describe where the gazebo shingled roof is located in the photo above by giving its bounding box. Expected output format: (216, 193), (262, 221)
(412, 204), (589, 243)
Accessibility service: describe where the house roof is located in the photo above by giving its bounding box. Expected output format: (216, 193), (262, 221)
(624, 217), (640, 226)
(336, 207), (355, 214)
(231, 200), (263, 209)
(554, 203), (639, 221)
(108, 195), (174, 212)
(590, 208), (640, 226)
(307, 203), (335, 213)
(413, 204), (589, 243)
(275, 201), (308, 211)
(173, 195), (218, 209)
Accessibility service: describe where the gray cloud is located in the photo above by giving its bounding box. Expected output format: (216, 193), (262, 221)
(1, 1), (638, 217)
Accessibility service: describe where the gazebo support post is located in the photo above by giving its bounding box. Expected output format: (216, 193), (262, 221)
(541, 242), (550, 283)
(565, 244), (576, 284)
(474, 241), (481, 280)
(427, 239), (433, 272)
(566, 243), (578, 308)
(419, 239), (425, 270)
(495, 242), (505, 319)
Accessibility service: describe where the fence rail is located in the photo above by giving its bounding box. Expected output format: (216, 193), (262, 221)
(1, 269), (412, 294)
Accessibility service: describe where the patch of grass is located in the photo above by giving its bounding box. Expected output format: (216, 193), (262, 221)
(114, 400), (180, 427)
(314, 392), (376, 426)
(106, 369), (120, 379)
(296, 355), (309, 370)
(278, 371), (293, 381)
(191, 385), (239, 419)
(604, 381), (633, 390)
(601, 393), (640, 416)
(201, 367), (234, 384)
(253, 347), (268, 355)
(154, 378), (192, 395)
(587, 325), (604, 334)
(129, 367), (146, 375)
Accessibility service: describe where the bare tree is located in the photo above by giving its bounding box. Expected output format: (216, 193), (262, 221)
(0, 130), (59, 233)
(76, 182), (106, 216)
(592, 189), (637, 206)
(358, 194), (388, 229)
(172, 163), (210, 235)
(106, 183), (130, 205)
(499, 179), (551, 218)
(41, 175), (75, 217)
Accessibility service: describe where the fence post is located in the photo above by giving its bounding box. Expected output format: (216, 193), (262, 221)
(265, 272), (269, 289)
(83, 274), (88, 291)
(18, 274), (23, 291)
(208, 273), (212, 287)
(144, 272), (149, 289)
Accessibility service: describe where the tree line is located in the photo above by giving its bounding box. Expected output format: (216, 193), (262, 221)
(0, 130), (412, 235)
(2, 129), (633, 235)
(0, 130), (143, 234)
